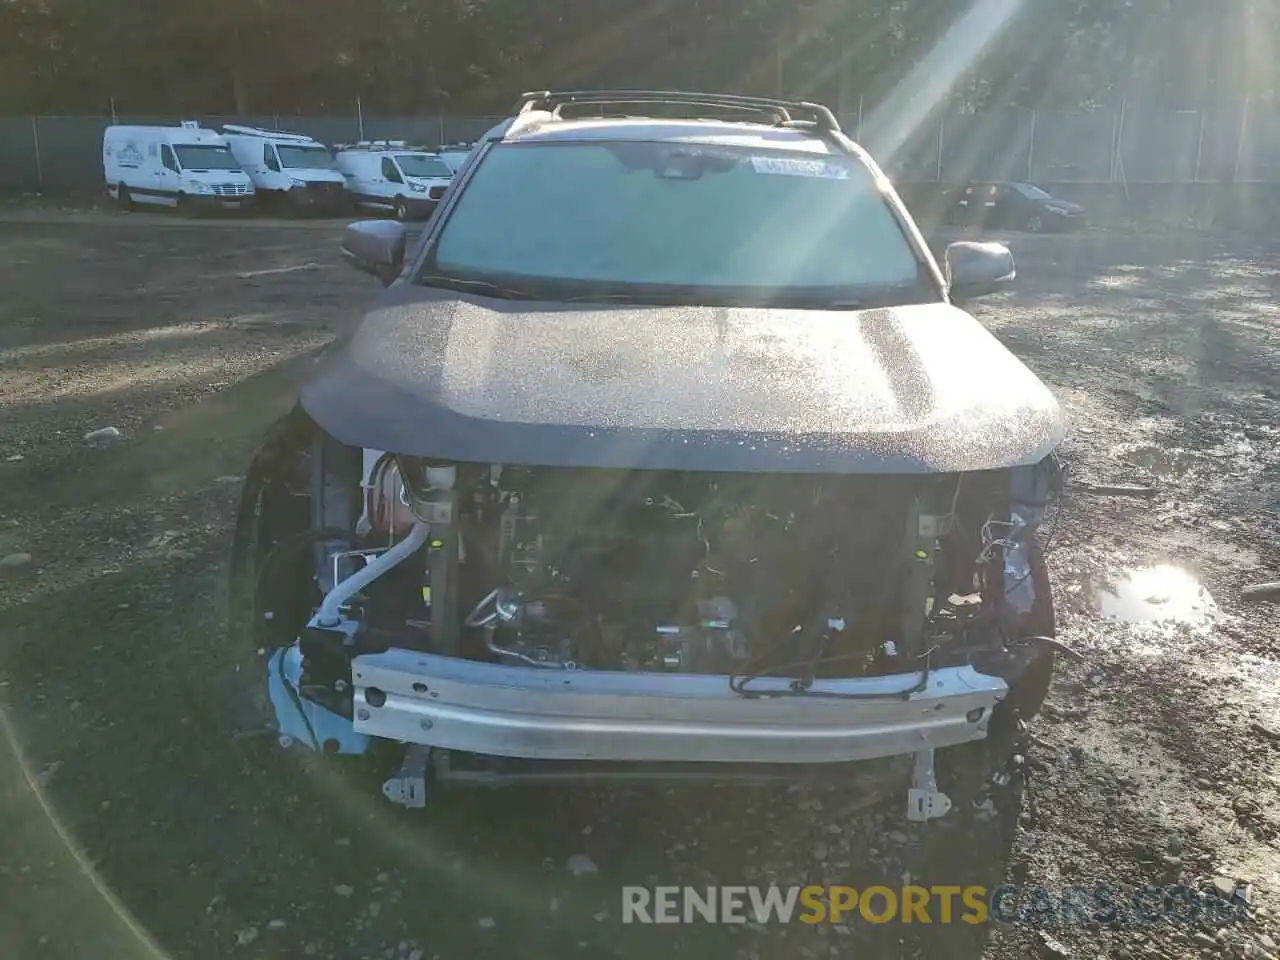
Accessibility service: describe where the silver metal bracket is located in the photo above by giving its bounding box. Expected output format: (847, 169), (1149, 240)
(906, 748), (952, 822)
(381, 744), (431, 808)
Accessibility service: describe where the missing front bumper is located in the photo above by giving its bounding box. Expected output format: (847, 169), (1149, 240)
(350, 650), (1008, 765)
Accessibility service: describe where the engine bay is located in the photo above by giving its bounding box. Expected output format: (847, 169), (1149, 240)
(240, 414), (1061, 710)
(387, 461), (948, 678)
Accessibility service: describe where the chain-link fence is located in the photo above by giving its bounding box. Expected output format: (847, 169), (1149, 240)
(0, 113), (506, 190)
(861, 102), (1276, 185)
(2, 103), (1277, 191)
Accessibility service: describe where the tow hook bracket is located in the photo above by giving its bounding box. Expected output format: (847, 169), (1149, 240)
(906, 748), (952, 821)
(382, 744), (431, 808)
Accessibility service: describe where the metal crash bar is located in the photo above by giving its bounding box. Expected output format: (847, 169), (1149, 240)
(350, 650), (1007, 765)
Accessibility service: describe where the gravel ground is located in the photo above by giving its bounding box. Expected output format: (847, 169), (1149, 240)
(0, 210), (1277, 960)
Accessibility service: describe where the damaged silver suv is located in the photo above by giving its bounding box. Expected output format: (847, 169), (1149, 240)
(231, 91), (1066, 819)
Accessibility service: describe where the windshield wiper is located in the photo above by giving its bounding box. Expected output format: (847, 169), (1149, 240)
(776, 284), (933, 311)
(562, 291), (689, 305)
(563, 292), (867, 308)
(418, 275), (543, 300)
(562, 284), (930, 310)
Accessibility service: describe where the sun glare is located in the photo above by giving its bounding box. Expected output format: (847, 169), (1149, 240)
(864, 0), (1026, 164)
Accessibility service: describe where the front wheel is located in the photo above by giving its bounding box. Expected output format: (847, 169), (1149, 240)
(176, 193), (196, 218)
(1025, 213), (1044, 233)
(394, 197), (410, 221)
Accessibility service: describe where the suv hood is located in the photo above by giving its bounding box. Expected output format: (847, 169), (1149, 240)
(301, 286), (1064, 474)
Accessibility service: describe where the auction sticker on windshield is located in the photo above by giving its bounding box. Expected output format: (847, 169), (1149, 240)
(749, 156), (851, 179)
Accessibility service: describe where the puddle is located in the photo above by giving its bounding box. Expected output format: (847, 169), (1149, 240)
(1093, 564), (1218, 627)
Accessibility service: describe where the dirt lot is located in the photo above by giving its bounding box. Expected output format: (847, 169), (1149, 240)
(0, 210), (1277, 960)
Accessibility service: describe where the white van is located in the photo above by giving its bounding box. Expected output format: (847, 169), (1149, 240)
(103, 122), (255, 213)
(333, 142), (455, 221)
(437, 141), (478, 174)
(221, 125), (349, 214)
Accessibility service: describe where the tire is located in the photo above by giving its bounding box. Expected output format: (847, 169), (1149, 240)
(176, 194), (195, 218)
(1025, 213), (1044, 233)
(1007, 650), (1056, 726)
(935, 646), (1055, 816)
(991, 543), (1058, 738)
(116, 183), (133, 211)
(394, 197), (410, 221)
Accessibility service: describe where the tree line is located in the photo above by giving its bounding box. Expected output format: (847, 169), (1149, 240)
(1, 0), (1274, 116)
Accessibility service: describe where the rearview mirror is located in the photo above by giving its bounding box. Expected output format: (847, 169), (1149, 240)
(341, 220), (406, 286)
(945, 241), (1015, 304)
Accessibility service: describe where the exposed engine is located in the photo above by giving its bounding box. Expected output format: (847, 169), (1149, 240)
(452, 466), (951, 676)
(241, 416), (1060, 717)
(297, 447), (1010, 679)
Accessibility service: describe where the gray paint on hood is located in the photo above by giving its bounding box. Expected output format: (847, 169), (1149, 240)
(301, 285), (1064, 474)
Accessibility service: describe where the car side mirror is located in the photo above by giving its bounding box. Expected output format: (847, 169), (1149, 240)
(341, 220), (406, 286)
(945, 240), (1015, 304)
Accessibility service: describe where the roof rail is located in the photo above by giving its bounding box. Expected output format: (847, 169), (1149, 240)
(222, 124), (317, 143)
(513, 90), (842, 133)
(334, 139), (433, 152)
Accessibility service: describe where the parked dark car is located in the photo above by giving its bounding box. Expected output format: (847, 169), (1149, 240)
(231, 91), (1065, 820)
(945, 181), (1084, 232)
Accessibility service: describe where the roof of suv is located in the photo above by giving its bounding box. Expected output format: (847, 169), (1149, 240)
(500, 115), (841, 155)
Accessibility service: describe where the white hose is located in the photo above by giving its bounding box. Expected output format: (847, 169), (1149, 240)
(314, 521), (431, 627)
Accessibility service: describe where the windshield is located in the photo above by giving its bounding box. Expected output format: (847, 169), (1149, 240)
(172, 144), (242, 171)
(1011, 182), (1053, 200)
(276, 144), (335, 169)
(430, 141), (924, 300)
(440, 151), (471, 171)
(395, 154), (453, 178)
